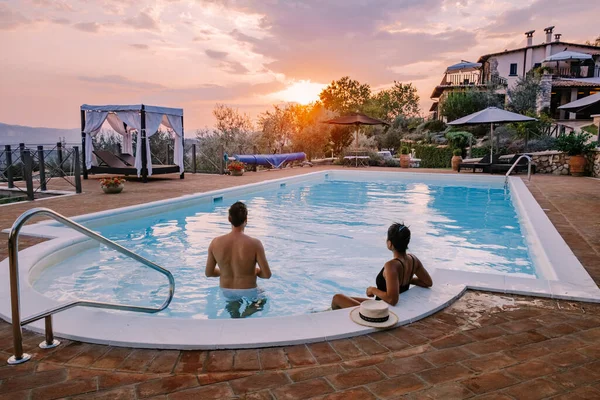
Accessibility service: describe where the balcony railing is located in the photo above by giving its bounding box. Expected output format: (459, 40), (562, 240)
(483, 75), (508, 86)
(442, 73), (480, 86)
(547, 66), (600, 79)
(442, 73), (508, 87)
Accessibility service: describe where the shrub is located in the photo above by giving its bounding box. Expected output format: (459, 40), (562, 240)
(439, 88), (502, 122)
(506, 137), (557, 154)
(470, 146), (509, 158)
(470, 147), (490, 158)
(422, 119), (447, 132)
(445, 131), (473, 150)
(582, 124), (598, 135)
(367, 151), (383, 166)
(413, 145), (453, 168)
(453, 149), (462, 156)
(555, 132), (598, 156)
(384, 159), (400, 167)
(400, 146), (410, 154)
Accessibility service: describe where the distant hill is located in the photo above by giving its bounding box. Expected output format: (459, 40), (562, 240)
(0, 122), (80, 146)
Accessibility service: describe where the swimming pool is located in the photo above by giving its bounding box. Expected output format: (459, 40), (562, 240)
(33, 173), (535, 320)
(1, 170), (599, 349)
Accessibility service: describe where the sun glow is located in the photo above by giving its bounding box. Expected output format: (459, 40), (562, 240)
(271, 80), (326, 105)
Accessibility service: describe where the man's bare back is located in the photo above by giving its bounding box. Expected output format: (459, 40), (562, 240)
(205, 202), (271, 289)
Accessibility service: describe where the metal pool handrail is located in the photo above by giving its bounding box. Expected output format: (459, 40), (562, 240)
(6, 207), (175, 365)
(504, 155), (533, 190)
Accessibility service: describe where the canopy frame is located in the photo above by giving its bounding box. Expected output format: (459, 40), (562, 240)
(80, 104), (185, 183)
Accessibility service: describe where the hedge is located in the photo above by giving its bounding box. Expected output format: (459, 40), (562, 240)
(470, 146), (509, 158)
(413, 145), (453, 168)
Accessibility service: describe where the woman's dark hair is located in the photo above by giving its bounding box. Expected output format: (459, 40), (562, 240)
(229, 201), (248, 227)
(387, 223), (410, 253)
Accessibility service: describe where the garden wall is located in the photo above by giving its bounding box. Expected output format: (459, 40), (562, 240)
(531, 150), (600, 177)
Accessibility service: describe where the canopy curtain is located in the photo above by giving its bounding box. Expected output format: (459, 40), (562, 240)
(162, 114), (184, 173)
(83, 111), (108, 170)
(144, 112), (165, 176)
(105, 113), (133, 154)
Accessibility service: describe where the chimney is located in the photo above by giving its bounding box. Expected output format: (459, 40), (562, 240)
(544, 26), (555, 59)
(525, 30), (535, 47)
(554, 33), (562, 42)
(544, 26), (555, 43)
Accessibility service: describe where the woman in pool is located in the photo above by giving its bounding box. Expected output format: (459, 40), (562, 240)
(332, 223), (433, 309)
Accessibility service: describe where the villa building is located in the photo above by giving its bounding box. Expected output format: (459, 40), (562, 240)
(431, 26), (600, 123)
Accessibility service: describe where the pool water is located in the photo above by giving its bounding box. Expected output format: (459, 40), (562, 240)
(33, 175), (535, 319)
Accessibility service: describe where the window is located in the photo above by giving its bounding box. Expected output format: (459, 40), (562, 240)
(534, 63), (542, 69)
(509, 63), (518, 76)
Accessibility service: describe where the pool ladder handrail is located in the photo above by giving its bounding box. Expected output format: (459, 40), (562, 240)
(6, 207), (176, 365)
(504, 155), (533, 190)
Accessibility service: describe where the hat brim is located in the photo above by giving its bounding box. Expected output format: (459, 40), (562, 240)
(349, 307), (399, 329)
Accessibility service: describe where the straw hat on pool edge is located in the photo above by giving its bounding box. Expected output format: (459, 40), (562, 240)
(350, 299), (398, 328)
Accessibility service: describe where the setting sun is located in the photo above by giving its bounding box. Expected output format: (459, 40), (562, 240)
(271, 80), (327, 105)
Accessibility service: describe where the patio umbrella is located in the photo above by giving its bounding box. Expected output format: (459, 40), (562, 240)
(445, 61), (482, 73)
(559, 93), (600, 142)
(447, 107), (536, 160)
(543, 50), (593, 62)
(323, 113), (389, 166)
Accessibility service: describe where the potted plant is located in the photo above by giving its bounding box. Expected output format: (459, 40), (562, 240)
(555, 131), (598, 176)
(451, 148), (463, 172)
(399, 146), (411, 168)
(100, 177), (125, 194)
(227, 160), (246, 176)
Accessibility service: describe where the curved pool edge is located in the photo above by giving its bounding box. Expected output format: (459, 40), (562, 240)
(1, 170), (599, 350)
(0, 236), (469, 349)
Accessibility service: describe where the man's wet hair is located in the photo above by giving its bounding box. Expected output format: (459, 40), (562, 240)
(229, 201), (248, 227)
(387, 223), (410, 253)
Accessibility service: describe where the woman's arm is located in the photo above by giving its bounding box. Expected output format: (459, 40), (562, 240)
(410, 256), (432, 288)
(366, 262), (399, 305)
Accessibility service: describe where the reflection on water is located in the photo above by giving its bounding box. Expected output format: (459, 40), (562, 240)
(33, 177), (535, 319)
(225, 298), (268, 319)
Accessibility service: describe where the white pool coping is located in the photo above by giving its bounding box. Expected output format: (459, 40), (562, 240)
(0, 170), (599, 350)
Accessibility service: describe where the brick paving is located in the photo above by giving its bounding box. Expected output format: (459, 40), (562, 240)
(0, 169), (599, 399)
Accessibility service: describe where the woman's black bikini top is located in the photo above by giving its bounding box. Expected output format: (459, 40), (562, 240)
(375, 255), (415, 299)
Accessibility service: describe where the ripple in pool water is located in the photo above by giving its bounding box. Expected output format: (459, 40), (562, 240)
(33, 177), (535, 319)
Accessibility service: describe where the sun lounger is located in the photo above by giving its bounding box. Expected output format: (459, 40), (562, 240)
(458, 154), (496, 173)
(118, 153), (135, 166)
(490, 154), (535, 174)
(91, 150), (180, 176)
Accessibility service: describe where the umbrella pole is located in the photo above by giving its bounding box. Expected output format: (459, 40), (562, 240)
(490, 123), (494, 161)
(356, 126), (359, 167)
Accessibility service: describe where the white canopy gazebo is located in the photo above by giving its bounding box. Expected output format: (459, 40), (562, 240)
(80, 104), (184, 182)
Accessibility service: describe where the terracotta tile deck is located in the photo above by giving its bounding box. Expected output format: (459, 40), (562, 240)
(0, 169), (599, 399)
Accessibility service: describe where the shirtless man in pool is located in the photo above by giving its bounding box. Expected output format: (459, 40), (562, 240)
(205, 201), (272, 294)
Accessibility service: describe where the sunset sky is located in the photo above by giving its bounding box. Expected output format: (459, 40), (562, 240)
(0, 0), (597, 130)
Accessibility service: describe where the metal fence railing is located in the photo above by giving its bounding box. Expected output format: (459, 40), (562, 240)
(0, 143), (82, 200)
(148, 142), (224, 175)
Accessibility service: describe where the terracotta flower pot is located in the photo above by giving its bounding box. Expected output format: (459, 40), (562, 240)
(569, 154), (586, 176)
(451, 155), (462, 172)
(230, 169), (244, 176)
(102, 184), (124, 194)
(400, 154), (410, 168)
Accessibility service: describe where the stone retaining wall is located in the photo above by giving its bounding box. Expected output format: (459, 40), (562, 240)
(590, 151), (600, 178)
(531, 150), (600, 177)
(531, 151), (570, 175)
